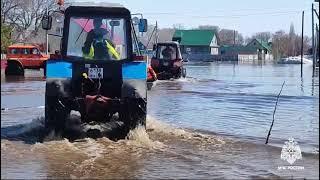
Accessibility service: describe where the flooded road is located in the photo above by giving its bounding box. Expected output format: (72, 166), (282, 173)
(1, 63), (319, 179)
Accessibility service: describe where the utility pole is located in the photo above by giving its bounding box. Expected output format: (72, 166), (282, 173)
(301, 11), (304, 77)
(316, 24), (319, 65)
(155, 21), (158, 44)
(312, 3), (315, 77)
(46, 7), (49, 55)
(233, 30), (236, 46)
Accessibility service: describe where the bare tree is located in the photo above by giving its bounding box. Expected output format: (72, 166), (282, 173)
(288, 23), (296, 56)
(244, 36), (253, 44)
(271, 29), (311, 59)
(197, 25), (220, 32)
(172, 24), (185, 30)
(139, 25), (176, 48)
(158, 28), (175, 43)
(236, 33), (244, 45)
(294, 35), (311, 56)
(4, 0), (55, 41)
(139, 24), (157, 49)
(218, 29), (243, 45)
(33, 0), (56, 33)
(1, 0), (20, 23)
(272, 30), (290, 59)
(250, 32), (272, 42)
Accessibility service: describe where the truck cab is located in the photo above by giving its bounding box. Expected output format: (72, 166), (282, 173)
(5, 44), (49, 76)
(42, 2), (148, 140)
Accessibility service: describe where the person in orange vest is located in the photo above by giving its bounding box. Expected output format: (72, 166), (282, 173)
(147, 66), (157, 82)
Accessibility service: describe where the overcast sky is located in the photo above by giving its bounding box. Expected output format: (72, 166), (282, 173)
(71, 0), (319, 37)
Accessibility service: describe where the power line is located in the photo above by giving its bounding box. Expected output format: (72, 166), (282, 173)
(142, 7), (309, 14)
(143, 11), (305, 19)
(143, 10), (303, 15)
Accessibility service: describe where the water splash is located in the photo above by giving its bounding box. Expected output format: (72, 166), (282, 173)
(146, 115), (225, 147)
(125, 125), (166, 150)
(43, 130), (63, 142)
(176, 77), (198, 83)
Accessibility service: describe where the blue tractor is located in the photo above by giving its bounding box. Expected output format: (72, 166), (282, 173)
(41, 2), (148, 140)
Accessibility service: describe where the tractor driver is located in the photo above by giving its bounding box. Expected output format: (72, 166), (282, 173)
(162, 46), (174, 60)
(82, 18), (120, 60)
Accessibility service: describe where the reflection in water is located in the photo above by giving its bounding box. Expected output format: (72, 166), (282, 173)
(3, 76), (45, 83)
(4, 76), (26, 82)
(1, 69), (45, 83)
(1, 63), (319, 179)
(311, 76), (316, 96)
(300, 76), (304, 94)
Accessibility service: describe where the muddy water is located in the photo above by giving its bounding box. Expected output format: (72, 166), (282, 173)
(1, 63), (319, 179)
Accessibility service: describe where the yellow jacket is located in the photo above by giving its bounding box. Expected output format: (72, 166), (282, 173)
(83, 40), (120, 60)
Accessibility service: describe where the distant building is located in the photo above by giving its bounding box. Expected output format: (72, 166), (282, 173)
(219, 39), (273, 61)
(245, 38), (273, 60)
(219, 45), (259, 61)
(172, 30), (219, 55)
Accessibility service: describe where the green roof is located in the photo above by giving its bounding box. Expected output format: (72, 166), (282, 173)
(249, 39), (272, 52)
(172, 30), (216, 46)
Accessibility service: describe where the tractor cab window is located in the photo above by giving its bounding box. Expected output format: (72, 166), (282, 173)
(67, 16), (127, 60)
(157, 45), (176, 60)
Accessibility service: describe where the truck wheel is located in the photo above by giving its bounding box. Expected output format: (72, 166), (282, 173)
(5, 61), (24, 76)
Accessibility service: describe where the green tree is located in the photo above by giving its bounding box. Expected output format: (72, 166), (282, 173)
(1, 21), (12, 53)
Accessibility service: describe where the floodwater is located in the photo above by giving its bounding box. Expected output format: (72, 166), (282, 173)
(1, 62), (319, 179)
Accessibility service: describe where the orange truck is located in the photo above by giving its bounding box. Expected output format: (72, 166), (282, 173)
(4, 44), (49, 76)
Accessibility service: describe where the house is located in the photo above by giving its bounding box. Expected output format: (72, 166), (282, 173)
(218, 39), (273, 61)
(219, 45), (259, 61)
(246, 38), (273, 60)
(172, 30), (219, 55)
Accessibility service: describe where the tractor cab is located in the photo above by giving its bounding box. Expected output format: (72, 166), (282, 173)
(41, 2), (148, 140)
(151, 41), (186, 80)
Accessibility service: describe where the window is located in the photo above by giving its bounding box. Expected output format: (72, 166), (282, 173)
(55, 27), (63, 35)
(22, 48), (30, 55)
(157, 45), (177, 60)
(32, 48), (39, 55)
(67, 16), (127, 60)
(10, 48), (19, 54)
